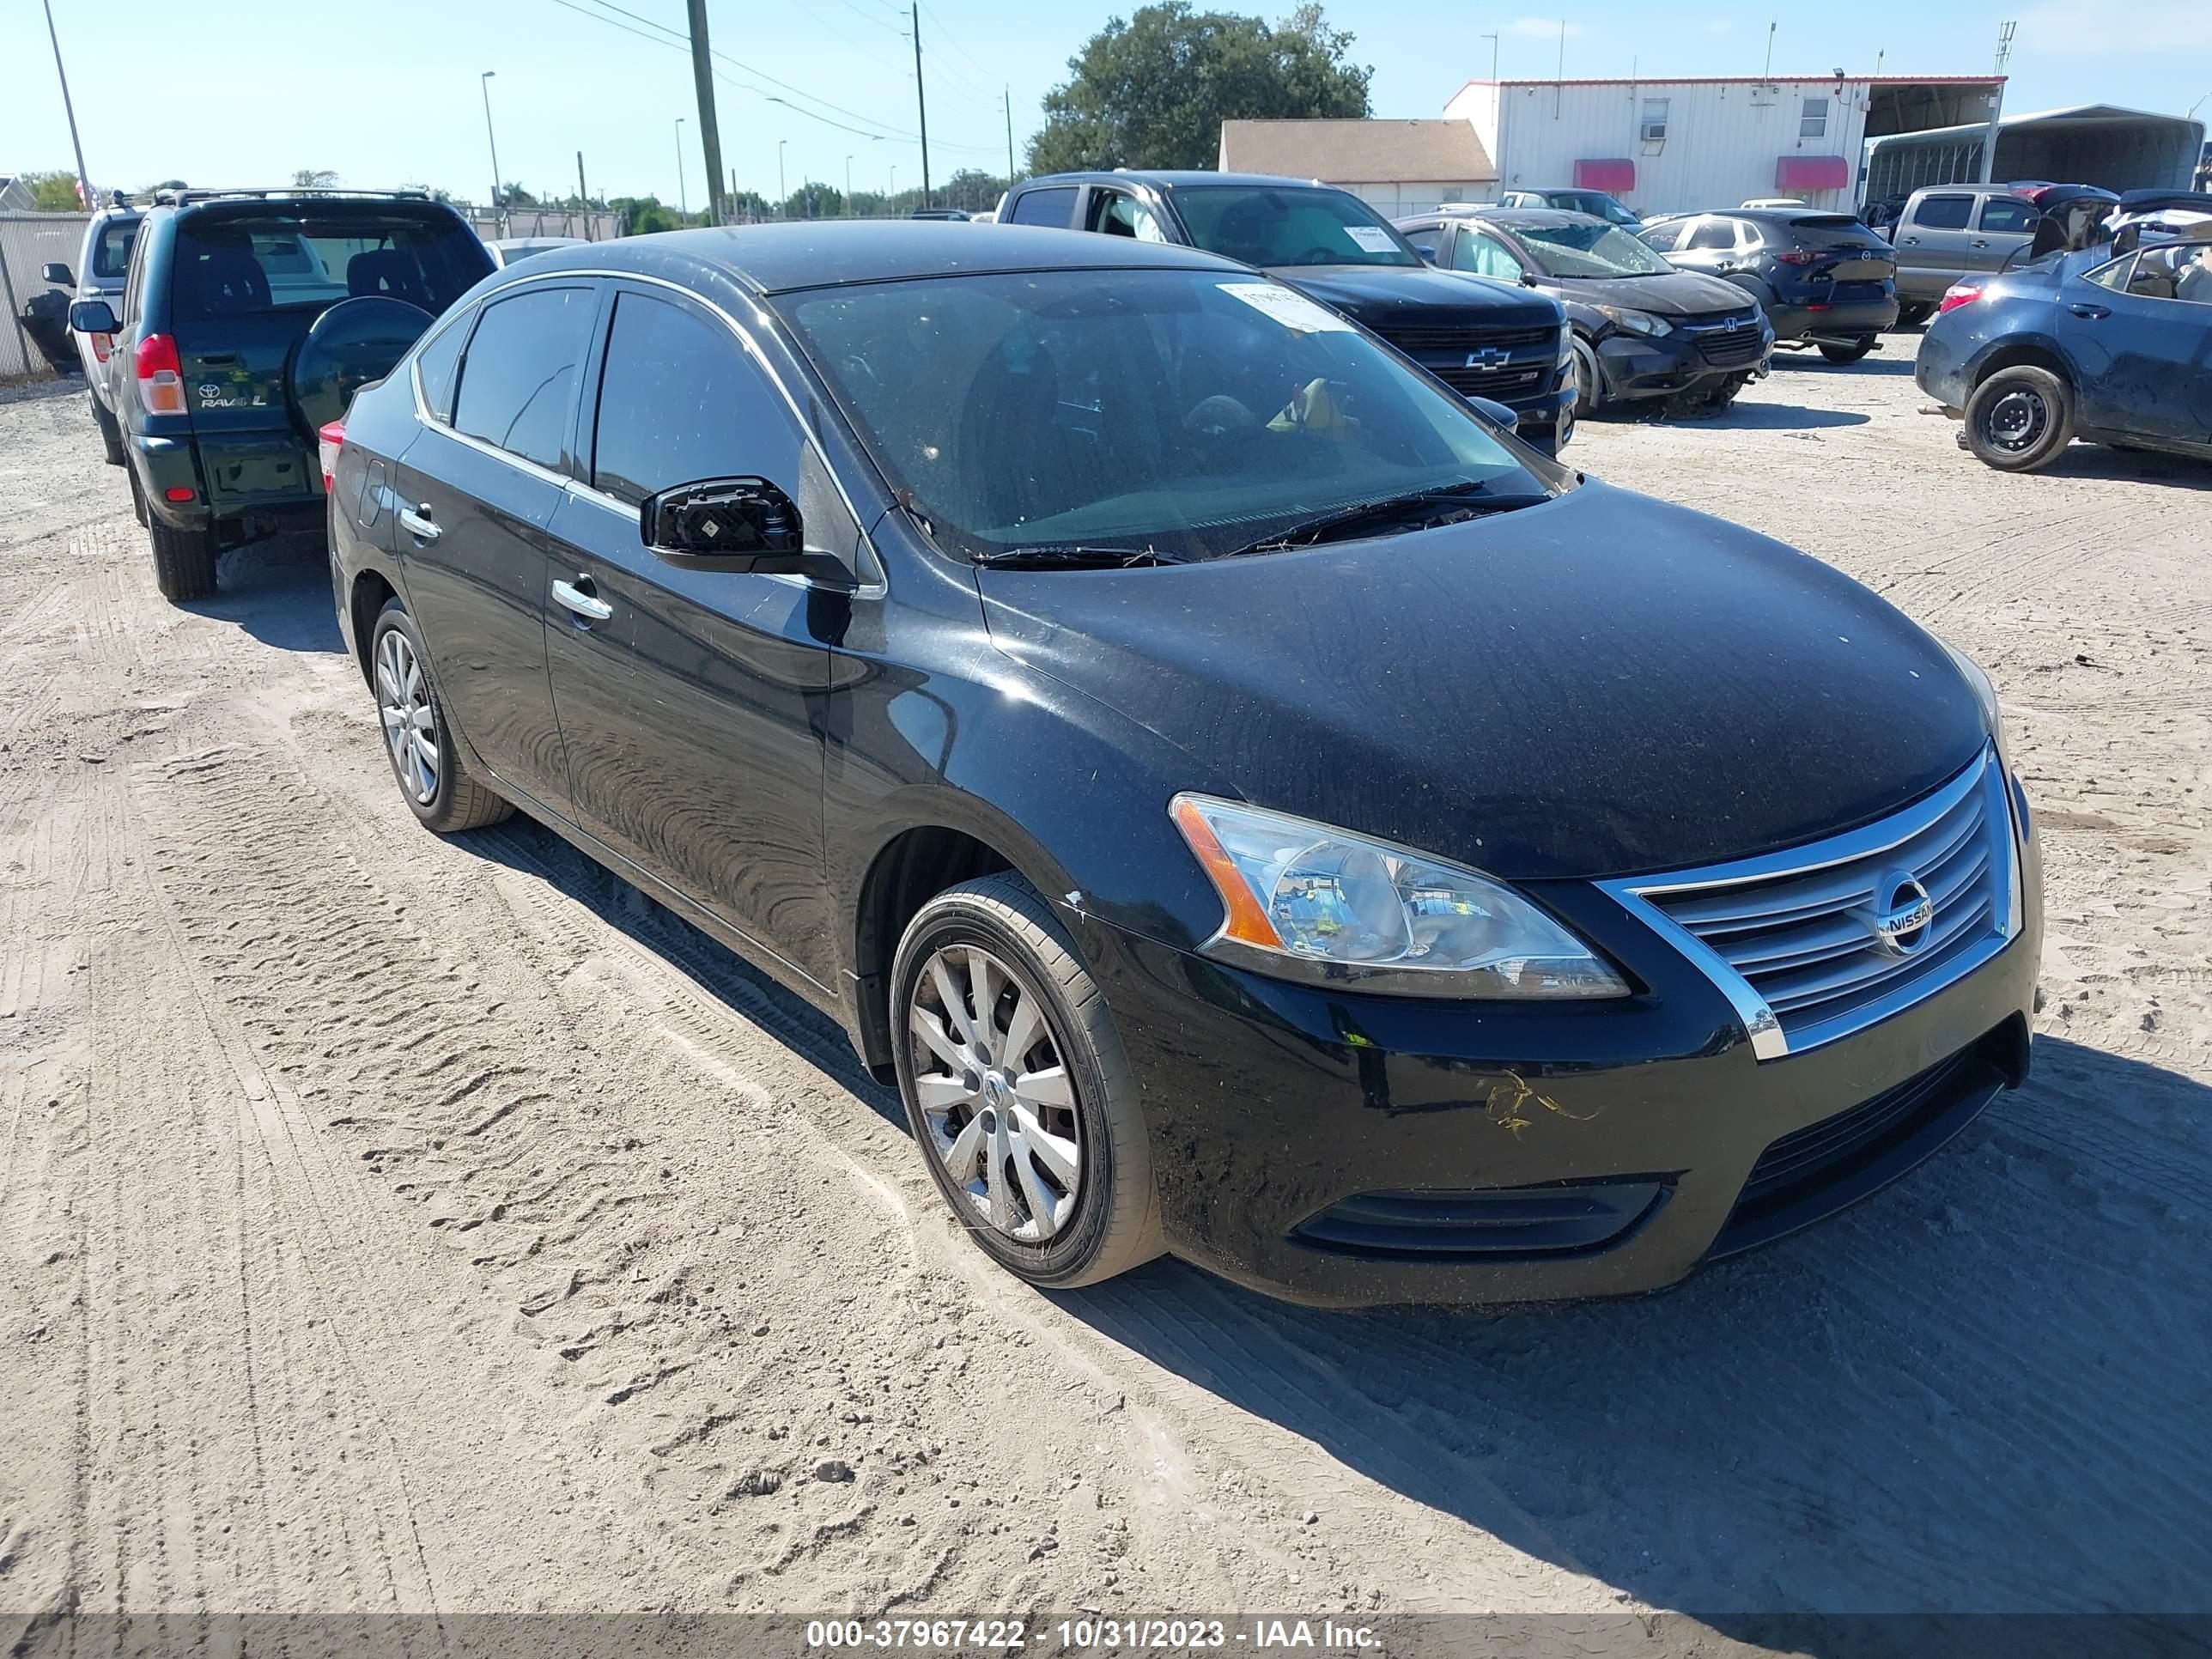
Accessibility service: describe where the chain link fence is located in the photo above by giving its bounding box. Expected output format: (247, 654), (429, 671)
(1, 211), (92, 380)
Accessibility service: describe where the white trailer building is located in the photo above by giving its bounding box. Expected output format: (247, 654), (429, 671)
(1444, 75), (2007, 218)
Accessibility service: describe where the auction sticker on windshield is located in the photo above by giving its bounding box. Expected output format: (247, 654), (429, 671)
(1218, 282), (1357, 333)
(1343, 225), (1399, 254)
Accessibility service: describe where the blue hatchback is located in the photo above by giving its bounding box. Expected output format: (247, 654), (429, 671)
(1916, 230), (2212, 471)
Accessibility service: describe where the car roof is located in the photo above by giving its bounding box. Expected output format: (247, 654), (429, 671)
(506, 221), (1245, 294)
(1021, 170), (1334, 192)
(1431, 206), (1601, 229)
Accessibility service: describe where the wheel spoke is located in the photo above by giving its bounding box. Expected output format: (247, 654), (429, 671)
(998, 989), (1043, 1072)
(1012, 1105), (1079, 1188)
(963, 949), (1000, 1053)
(1010, 1132), (1062, 1239)
(930, 957), (979, 1047)
(940, 1111), (985, 1182)
(1014, 1064), (1073, 1112)
(375, 659), (400, 703)
(411, 732), (439, 774)
(410, 705), (435, 732)
(984, 1114), (1016, 1231)
(908, 1002), (969, 1072)
(404, 658), (422, 704)
(913, 1072), (971, 1115)
(380, 702), (406, 732)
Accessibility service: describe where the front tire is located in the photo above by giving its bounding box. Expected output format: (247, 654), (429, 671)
(1964, 365), (2075, 472)
(1818, 337), (1875, 365)
(148, 518), (218, 603)
(891, 872), (1161, 1290)
(368, 599), (512, 833)
(1570, 337), (1602, 416)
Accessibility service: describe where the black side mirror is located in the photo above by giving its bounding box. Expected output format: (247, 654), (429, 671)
(640, 476), (854, 581)
(42, 262), (75, 287)
(1466, 396), (1520, 432)
(69, 299), (119, 334)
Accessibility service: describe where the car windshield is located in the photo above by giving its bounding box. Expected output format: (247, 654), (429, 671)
(780, 268), (1558, 564)
(1514, 222), (1674, 277)
(1170, 185), (1420, 269)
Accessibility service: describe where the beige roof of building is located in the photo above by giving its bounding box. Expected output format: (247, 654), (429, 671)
(1217, 118), (1496, 184)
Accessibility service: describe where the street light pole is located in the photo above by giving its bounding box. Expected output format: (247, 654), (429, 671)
(1481, 32), (1498, 84)
(778, 141), (788, 217)
(480, 70), (503, 235)
(675, 117), (688, 215)
(41, 0), (94, 208)
(845, 154), (853, 207)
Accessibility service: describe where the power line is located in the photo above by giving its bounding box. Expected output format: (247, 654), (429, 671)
(916, 0), (998, 93)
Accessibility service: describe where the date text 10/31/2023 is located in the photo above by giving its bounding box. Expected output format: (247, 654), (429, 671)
(802, 1618), (1383, 1650)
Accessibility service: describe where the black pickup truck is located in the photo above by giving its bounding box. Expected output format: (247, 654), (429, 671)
(997, 171), (1576, 453)
(72, 187), (490, 603)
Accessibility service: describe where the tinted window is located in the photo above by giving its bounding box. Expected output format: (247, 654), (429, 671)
(1173, 185), (1419, 268)
(781, 269), (1552, 564)
(591, 291), (796, 506)
(1785, 216), (1891, 249)
(1978, 197), (2037, 233)
(1400, 223), (1443, 261)
(1451, 230), (1525, 282)
(172, 211), (491, 320)
(1686, 220), (1735, 251)
(414, 312), (471, 423)
(1913, 195), (1974, 231)
(453, 286), (595, 470)
(1007, 186), (1077, 227)
(92, 220), (138, 280)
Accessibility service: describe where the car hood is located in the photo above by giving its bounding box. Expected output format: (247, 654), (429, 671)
(1542, 269), (1754, 317)
(976, 482), (1986, 881)
(1270, 264), (1563, 330)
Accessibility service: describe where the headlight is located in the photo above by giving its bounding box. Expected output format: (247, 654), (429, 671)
(1556, 326), (1576, 367)
(1168, 794), (1629, 1000)
(1596, 306), (1673, 337)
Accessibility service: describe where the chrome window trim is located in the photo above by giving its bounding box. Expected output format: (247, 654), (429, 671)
(1600, 745), (2017, 1062)
(408, 266), (885, 596)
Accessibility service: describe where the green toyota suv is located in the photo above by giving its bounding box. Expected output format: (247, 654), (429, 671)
(72, 188), (492, 603)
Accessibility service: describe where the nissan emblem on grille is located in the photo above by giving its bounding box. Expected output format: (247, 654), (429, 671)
(1864, 874), (1935, 958)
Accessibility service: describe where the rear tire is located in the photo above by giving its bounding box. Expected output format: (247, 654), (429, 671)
(125, 462), (148, 527)
(1964, 365), (2075, 473)
(891, 872), (1162, 1291)
(1818, 337), (1875, 365)
(148, 519), (219, 604)
(368, 599), (513, 834)
(90, 395), (125, 466)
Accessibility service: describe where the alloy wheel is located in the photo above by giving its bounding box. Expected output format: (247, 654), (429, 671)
(376, 629), (439, 805)
(1981, 386), (2048, 454)
(907, 944), (1081, 1243)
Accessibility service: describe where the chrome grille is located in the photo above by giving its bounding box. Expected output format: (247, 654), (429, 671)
(1601, 748), (2018, 1060)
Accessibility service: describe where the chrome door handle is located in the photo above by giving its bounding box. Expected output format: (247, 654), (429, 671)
(398, 504), (440, 541)
(550, 576), (612, 622)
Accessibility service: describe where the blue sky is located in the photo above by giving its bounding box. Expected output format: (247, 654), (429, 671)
(5, 0), (2207, 206)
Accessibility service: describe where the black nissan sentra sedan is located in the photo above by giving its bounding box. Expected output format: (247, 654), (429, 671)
(326, 223), (2042, 1309)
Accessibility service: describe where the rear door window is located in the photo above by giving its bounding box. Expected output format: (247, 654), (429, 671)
(1686, 219), (1735, 251)
(1006, 187), (1078, 228)
(589, 290), (797, 506)
(1978, 197), (2038, 234)
(172, 212), (492, 320)
(452, 285), (596, 470)
(1912, 195), (1974, 231)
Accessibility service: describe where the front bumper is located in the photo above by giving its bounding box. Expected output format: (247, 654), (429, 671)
(1595, 328), (1771, 403)
(1073, 818), (2042, 1310)
(1506, 384), (1577, 454)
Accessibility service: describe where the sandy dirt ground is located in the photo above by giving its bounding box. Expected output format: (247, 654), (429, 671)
(1, 352), (2208, 1639)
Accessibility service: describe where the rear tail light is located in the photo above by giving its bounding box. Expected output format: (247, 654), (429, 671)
(1773, 248), (1819, 266)
(135, 332), (186, 416)
(1938, 283), (1984, 314)
(318, 421), (345, 495)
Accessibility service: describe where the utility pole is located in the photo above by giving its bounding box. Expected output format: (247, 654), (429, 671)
(675, 117), (688, 216)
(1978, 21), (2014, 185)
(1481, 32), (1498, 85)
(729, 167), (740, 222)
(41, 0), (94, 208)
(480, 72), (503, 235)
(684, 0), (727, 225)
(846, 154), (854, 206)
(1005, 88), (1016, 184)
(1554, 20), (1565, 118)
(911, 1), (933, 210)
(576, 151), (591, 237)
(778, 141), (787, 216)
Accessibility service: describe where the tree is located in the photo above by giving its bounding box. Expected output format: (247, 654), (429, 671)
(292, 168), (339, 188)
(21, 170), (83, 211)
(1027, 2), (1369, 174)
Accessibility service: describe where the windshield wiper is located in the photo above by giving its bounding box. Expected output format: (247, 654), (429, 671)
(1217, 482), (1549, 559)
(969, 544), (1186, 570)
